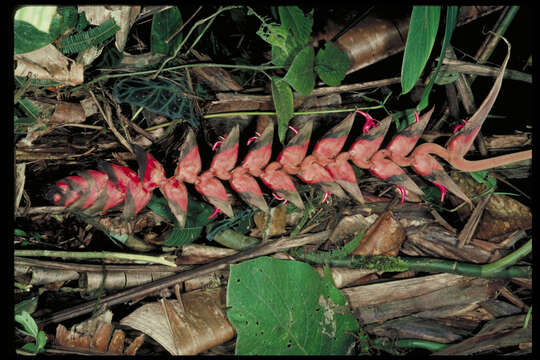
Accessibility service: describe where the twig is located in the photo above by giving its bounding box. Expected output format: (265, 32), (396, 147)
(88, 89), (133, 153)
(457, 192), (493, 248)
(36, 230), (331, 326)
(165, 6), (202, 44)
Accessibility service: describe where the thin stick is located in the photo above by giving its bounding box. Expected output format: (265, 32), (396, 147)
(36, 230), (331, 326)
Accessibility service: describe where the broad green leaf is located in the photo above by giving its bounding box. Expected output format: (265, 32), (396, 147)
(14, 20), (53, 54)
(49, 6), (78, 40)
(417, 6), (458, 111)
(14, 6), (57, 34)
(278, 6), (313, 48)
(227, 257), (359, 355)
(151, 6), (183, 55)
(401, 6), (441, 95)
(315, 42), (351, 86)
(284, 45), (315, 95)
(21, 343), (39, 354)
(271, 77), (294, 142)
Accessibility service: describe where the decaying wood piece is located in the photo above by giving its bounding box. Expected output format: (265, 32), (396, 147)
(433, 314), (532, 355)
(343, 274), (505, 324)
(403, 224), (497, 263)
(81, 271), (175, 292)
(365, 316), (471, 343)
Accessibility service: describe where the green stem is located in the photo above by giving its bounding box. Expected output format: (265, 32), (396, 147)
(372, 338), (448, 353)
(291, 238), (532, 279)
(14, 250), (177, 267)
(481, 238), (532, 276)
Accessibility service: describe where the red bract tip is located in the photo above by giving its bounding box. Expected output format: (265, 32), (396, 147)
(396, 186), (407, 204)
(212, 141), (223, 151)
(208, 207), (221, 219)
(288, 125), (298, 135)
(453, 119), (468, 134)
(272, 192), (288, 205)
(432, 182), (448, 202)
(413, 110), (420, 124)
(247, 136), (258, 146)
(357, 110), (378, 133)
(322, 192), (331, 203)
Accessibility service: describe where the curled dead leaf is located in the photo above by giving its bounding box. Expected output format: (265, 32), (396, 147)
(120, 287), (235, 355)
(14, 44), (84, 86)
(352, 209), (405, 256)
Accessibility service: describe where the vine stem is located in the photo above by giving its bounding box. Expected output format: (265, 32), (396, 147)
(14, 250), (177, 267)
(144, 105), (386, 132)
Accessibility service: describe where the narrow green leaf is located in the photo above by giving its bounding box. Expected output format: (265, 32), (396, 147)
(284, 45), (315, 95)
(417, 6), (458, 111)
(315, 42), (351, 86)
(271, 77), (294, 142)
(151, 6), (183, 55)
(401, 6), (441, 94)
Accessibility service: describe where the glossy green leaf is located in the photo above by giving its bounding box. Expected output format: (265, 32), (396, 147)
(271, 77), (294, 142)
(284, 45), (315, 95)
(417, 6), (458, 111)
(315, 42), (351, 86)
(227, 257), (359, 355)
(401, 6), (441, 95)
(151, 6), (183, 55)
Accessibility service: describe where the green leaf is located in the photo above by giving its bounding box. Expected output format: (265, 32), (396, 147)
(58, 18), (120, 54)
(271, 77), (294, 142)
(14, 6), (57, 33)
(164, 200), (214, 246)
(15, 311), (39, 338)
(17, 98), (41, 120)
(278, 6), (313, 48)
(151, 6), (183, 55)
(227, 257), (359, 355)
(315, 42), (351, 86)
(49, 6), (78, 40)
(36, 331), (47, 350)
(14, 20), (53, 54)
(21, 343), (39, 354)
(15, 297), (39, 316)
(417, 6), (458, 111)
(401, 6), (441, 95)
(284, 45), (315, 95)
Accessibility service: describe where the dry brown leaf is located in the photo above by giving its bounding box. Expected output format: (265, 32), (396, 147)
(253, 203), (287, 237)
(352, 209), (405, 256)
(329, 213), (377, 243)
(120, 287), (235, 355)
(50, 102), (86, 125)
(54, 309), (142, 355)
(14, 44), (84, 86)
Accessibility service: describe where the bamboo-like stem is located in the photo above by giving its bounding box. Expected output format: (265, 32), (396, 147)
(14, 250), (177, 267)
